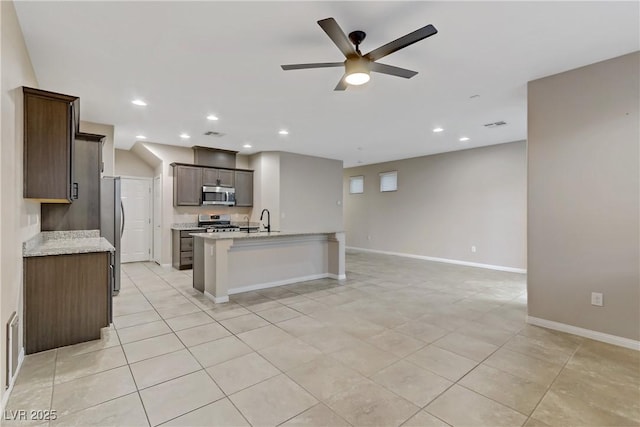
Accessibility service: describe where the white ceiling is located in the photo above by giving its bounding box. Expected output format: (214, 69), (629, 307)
(14, 1), (639, 167)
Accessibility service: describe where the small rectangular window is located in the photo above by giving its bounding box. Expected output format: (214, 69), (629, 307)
(349, 176), (364, 194)
(379, 171), (397, 192)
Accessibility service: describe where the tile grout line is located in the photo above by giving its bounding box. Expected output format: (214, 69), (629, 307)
(120, 266), (162, 426)
(392, 319), (531, 422)
(49, 267), (151, 424)
(48, 348), (58, 426)
(27, 256), (586, 427)
(134, 263), (256, 426)
(522, 337), (585, 425)
(121, 269), (154, 427)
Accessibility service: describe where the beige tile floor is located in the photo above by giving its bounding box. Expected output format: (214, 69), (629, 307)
(4, 251), (640, 427)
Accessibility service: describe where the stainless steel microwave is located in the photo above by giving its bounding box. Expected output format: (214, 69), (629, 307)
(202, 186), (236, 206)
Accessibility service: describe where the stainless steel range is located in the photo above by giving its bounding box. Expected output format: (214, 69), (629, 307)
(198, 214), (240, 232)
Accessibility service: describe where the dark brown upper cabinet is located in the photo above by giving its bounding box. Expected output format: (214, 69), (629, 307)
(23, 87), (80, 203)
(41, 133), (105, 231)
(171, 162), (253, 207)
(234, 170), (254, 207)
(202, 168), (234, 187)
(173, 165), (202, 206)
(193, 146), (237, 169)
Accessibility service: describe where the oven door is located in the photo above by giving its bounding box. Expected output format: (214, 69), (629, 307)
(202, 186), (235, 206)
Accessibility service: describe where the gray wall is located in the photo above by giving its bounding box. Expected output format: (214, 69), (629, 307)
(1, 0), (41, 401)
(80, 121), (114, 176)
(527, 52), (639, 341)
(115, 148), (154, 177)
(343, 141), (527, 270)
(249, 152), (281, 230)
(249, 151), (344, 233)
(279, 152), (344, 232)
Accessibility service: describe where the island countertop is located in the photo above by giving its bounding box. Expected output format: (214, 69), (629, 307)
(190, 231), (343, 240)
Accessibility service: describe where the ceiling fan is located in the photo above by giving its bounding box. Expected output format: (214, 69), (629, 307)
(281, 18), (438, 91)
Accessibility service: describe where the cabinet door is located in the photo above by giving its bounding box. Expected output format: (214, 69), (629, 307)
(202, 168), (234, 187)
(25, 252), (109, 354)
(202, 169), (219, 186)
(235, 171), (254, 207)
(24, 89), (76, 202)
(218, 169), (235, 187)
(174, 166), (202, 206)
(41, 139), (102, 230)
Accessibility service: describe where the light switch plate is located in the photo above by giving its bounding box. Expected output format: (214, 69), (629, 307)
(591, 292), (603, 307)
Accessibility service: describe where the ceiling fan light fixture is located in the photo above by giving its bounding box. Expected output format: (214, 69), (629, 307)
(345, 72), (370, 86)
(345, 58), (370, 86)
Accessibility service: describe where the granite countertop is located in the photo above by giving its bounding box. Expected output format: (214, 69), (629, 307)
(23, 230), (115, 257)
(190, 231), (343, 240)
(171, 223), (205, 231)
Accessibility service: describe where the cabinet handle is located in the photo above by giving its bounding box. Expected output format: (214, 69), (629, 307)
(72, 183), (79, 199)
(120, 201), (125, 238)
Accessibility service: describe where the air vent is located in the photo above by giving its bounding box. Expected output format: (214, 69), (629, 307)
(484, 121), (507, 128)
(6, 311), (18, 387)
(203, 131), (225, 137)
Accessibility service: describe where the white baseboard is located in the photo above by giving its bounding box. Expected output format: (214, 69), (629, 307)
(347, 246), (526, 274)
(527, 316), (640, 351)
(229, 273), (331, 295)
(204, 291), (229, 304)
(1, 348), (25, 411)
(201, 273), (344, 303)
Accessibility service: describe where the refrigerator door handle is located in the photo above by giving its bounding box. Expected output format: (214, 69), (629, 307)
(120, 200), (125, 238)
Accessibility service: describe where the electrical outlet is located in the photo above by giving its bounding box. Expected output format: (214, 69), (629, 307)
(591, 292), (603, 307)
(471, 245), (477, 253)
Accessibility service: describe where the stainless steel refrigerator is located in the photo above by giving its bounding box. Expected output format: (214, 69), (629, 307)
(101, 176), (123, 295)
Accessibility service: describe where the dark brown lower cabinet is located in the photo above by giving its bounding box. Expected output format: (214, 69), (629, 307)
(172, 229), (205, 270)
(24, 252), (110, 354)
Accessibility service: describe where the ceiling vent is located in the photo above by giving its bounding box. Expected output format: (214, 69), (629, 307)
(203, 131), (225, 137)
(483, 121), (507, 128)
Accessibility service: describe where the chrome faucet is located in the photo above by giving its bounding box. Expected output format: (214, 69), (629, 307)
(260, 209), (271, 233)
(243, 215), (250, 234)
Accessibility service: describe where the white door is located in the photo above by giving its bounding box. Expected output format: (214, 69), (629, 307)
(121, 177), (152, 263)
(153, 175), (162, 263)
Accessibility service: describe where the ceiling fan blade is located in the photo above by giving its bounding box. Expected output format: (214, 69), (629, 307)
(365, 24), (437, 62)
(334, 76), (348, 91)
(370, 62), (418, 79)
(318, 18), (357, 58)
(281, 62), (344, 70)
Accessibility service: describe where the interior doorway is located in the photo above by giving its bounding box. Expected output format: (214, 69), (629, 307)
(121, 177), (152, 263)
(153, 175), (162, 264)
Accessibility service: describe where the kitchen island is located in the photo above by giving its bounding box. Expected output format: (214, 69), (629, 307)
(192, 231), (345, 303)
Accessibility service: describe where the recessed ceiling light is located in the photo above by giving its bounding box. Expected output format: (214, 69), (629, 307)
(135, 135), (147, 140)
(278, 129), (289, 135)
(433, 127), (444, 133)
(243, 144), (252, 149)
(207, 115), (219, 121)
(459, 137), (470, 142)
(180, 133), (190, 139)
(131, 99), (147, 106)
